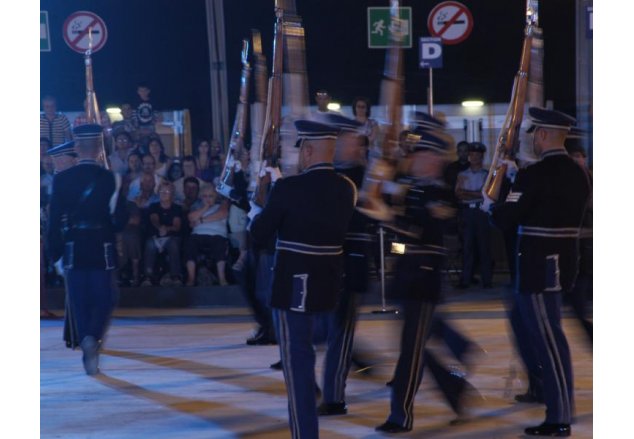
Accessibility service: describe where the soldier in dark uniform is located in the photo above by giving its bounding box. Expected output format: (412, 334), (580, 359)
(564, 127), (593, 344)
(488, 108), (590, 437)
(317, 113), (372, 416)
(249, 120), (356, 439)
(376, 130), (474, 433)
(46, 124), (127, 376)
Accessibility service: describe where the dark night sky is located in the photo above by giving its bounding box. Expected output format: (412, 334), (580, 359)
(40, 0), (576, 141)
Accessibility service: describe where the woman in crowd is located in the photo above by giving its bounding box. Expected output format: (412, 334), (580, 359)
(352, 96), (379, 149)
(123, 152), (143, 186)
(146, 136), (171, 178)
(194, 138), (224, 183)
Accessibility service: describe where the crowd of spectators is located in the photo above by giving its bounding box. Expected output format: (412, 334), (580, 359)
(40, 91), (247, 288)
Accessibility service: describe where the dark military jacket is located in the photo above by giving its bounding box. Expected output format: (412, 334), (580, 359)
(250, 162), (356, 312)
(336, 164), (374, 293)
(47, 160), (126, 270)
(491, 149), (590, 293)
(389, 177), (454, 302)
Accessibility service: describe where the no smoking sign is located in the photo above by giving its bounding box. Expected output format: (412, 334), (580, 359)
(427, 1), (473, 45)
(63, 11), (108, 53)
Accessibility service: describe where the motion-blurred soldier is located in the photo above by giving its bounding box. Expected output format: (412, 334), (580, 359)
(488, 108), (590, 437)
(564, 127), (593, 344)
(46, 124), (127, 376)
(376, 130), (474, 433)
(249, 120), (356, 439)
(47, 140), (77, 174)
(317, 113), (372, 416)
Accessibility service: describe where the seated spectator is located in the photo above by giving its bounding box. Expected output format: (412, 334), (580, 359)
(133, 173), (160, 209)
(118, 177), (143, 287)
(185, 184), (230, 286)
(146, 135), (171, 178)
(127, 154), (163, 201)
(123, 151), (143, 186)
(181, 177), (201, 214)
(109, 130), (134, 176)
(194, 139), (224, 183)
(174, 156), (204, 202)
(40, 95), (72, 146)
(142, 182), (183, 286)
(167, 159), (184, 182)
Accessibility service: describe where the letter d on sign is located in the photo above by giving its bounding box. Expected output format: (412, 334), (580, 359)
(419, 37), (443, 68)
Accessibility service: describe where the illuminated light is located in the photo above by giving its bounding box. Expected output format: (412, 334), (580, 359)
(461, 100), (484, 108)
(106, 107), (121, 114)
(327, 102), (341, 111)
(391, 242), (405, 255)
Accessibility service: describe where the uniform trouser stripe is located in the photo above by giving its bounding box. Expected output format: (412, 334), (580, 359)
(275, 310), (300, 438)
(388, 300), (435, 428)
(273, 308), (319, 439)
(324, 292), (357, 402)
(521, 293), (573, 424)
(534, 294), (572, 423)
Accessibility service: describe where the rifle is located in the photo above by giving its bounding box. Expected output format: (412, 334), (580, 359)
(251, 4), (285, 208)
(217, 39), (251, 202)
(249, 29), (269, 193)
(83, 27), (109, 169)
(482, 0), (539, 201)
(356, 0), (404, 221)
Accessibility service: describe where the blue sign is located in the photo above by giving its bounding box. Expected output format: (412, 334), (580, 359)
(419, 37), (443, 68)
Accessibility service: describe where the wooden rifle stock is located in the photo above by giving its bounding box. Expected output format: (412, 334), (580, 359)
(252, 8), (285, 208)
(217, 40), (251, 201)
(482, 1), (538, 201)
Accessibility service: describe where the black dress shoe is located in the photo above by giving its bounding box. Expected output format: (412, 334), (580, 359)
(524, 423), (571, 437)
(318, 401), (347, 416)
(270, 360), (283, 370)
(375, 421), (411, 433)
(514, 390), (544, 403)
(246, 331), (277, 346)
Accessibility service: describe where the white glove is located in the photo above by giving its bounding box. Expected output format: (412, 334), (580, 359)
(502, 159), (519, 182)
(247, 200), (263, 222)
(480, 195), (494, 214)
(54, 258), (64, 276)
(265, 166), (282, 183)
(233, 160), (242, 172)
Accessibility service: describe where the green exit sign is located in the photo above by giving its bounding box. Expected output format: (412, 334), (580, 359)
(367, 7), (412, 49)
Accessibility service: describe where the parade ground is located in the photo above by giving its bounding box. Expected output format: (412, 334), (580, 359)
(40, 284), (593, 438)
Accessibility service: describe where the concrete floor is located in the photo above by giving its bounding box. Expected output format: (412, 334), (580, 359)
(40, 298), (592, 438)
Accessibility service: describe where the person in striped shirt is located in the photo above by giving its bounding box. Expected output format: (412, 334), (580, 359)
(40, 95), (72, 146)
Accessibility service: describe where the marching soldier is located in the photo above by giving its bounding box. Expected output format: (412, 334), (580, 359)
(317, 113), (372, 416)
(376, 128), (474, 433)
(46, 124), (127, 376)
(487, 108), (590, 437)
(564, 127), (593, 344)
(249, 120), (356, 438)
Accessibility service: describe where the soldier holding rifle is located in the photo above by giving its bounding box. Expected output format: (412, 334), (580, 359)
(487, 108), (590, 437)
(46, 124), (127, 375)
(249, 120), (356, 439)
